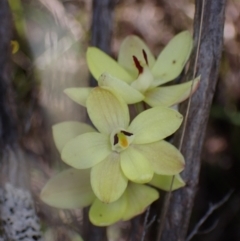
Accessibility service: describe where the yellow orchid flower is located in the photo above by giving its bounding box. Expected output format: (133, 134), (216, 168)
(57, 88), (184, 203)
(45, 114), (185, 226)
(65, 31), (199, 108)
(40, 168), (183, 227)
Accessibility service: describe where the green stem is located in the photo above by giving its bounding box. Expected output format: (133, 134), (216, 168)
(134, 101), (146, 115)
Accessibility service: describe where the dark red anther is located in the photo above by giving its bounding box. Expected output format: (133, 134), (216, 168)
(113, 134), (119, 145)
(121, 130), (133, 136)
(142, 49), (148, 65)
(133, 56), (143, 74)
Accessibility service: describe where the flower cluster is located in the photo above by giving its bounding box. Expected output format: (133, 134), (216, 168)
(40, 31), (199, 226)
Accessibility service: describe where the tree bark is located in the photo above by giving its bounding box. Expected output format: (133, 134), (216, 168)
(159, 0), (226, 240)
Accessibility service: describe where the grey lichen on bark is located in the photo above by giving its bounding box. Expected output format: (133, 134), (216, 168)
(0, 180), (42, 241)
(159, 0), (227, 241)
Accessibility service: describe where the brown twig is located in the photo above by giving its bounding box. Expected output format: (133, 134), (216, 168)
(140, 207), (151, 241)
(185, 190), (234, 241)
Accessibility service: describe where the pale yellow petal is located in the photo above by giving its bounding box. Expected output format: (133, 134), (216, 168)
(89, 193), (127, 226)
(122, 183), (159, 221)
(98, 73), (144, 104)
(151, 31), (193, 84)
(118, 35), (155, 77)
(87, 47), (133, 83)
(40, 168), (95, 209)
(149, 174), (185, 191)
(64, 87), (93, 107)
(120, 147), (153, 183)
(87, 88), (129, 135)
(128, 106), (183, 144)
(146, 77), (200, 107)
(133, 140), (185, 175)
(91, 152), (128, 203)
(52, 121), (96, 153)
(61, 132), (111, 169)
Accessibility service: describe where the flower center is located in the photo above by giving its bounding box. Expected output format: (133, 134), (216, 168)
(111, 129), (134, 152)
(132, 49), (148, 75)
(131, 50), (154, 93)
